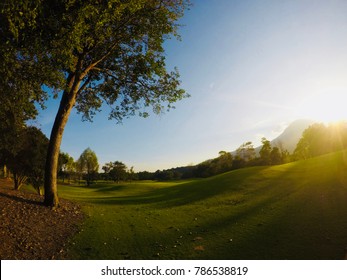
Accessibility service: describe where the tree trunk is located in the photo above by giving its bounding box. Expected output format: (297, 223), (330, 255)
(13, 172), (26, 190)
(13, 173), (20, 190)
(3, 165), (8, 178)
(44, 75), (80, 207)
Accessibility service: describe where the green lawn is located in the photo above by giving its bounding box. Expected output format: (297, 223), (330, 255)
(59, 150), (347, 259)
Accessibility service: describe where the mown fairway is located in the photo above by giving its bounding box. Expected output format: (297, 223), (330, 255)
(59, 150), (347, 259)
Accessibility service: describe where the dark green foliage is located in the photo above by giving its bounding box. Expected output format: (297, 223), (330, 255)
(231, 157), (246, 169)
(25, 128), (50, 194)
(127, 166), (137, 181)
(103, 161), (128, 182)
(0, 0), (64, 117)
(154, 169), (180, 181)
(0, 75), (48, 193)
(217, 151), (233, 173)
(194, 160), (215, 178)
(136, 166), (196, 181)
(2, 0), (190, 122)
(137, 171), (155, 180)
(258, 138), (287, 166)
(101, 162), (137, 182)
(0, 126), (48, 193)
(58, 152), (75, 182)
(270, 147), (282, 165)
(193, 151), (233, 178)
(259, 137), (271, 165)
(0, 73), (42, 159)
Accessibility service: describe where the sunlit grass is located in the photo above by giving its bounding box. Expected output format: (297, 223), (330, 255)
(60, 150), (347, 259)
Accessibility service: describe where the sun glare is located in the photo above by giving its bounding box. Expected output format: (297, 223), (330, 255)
(298, 91), (347, 124)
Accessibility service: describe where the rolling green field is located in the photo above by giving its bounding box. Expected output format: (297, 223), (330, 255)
(59, 150), (347, 259)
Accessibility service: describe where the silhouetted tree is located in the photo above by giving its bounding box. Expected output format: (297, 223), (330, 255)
(293, 122), (347, 160)
(293, 123), (327, 160)
(270, 147), (282, 165)
(127, 166), (138, 181)
(218, 151), (233, 173)
(109, 161), (128, 183)
(137, 171), (155, 181)
(236, 141), (256, 163)
(1, 127), (48, 194)
(259, 137), (271, 165)
(58, 152), (75, 183)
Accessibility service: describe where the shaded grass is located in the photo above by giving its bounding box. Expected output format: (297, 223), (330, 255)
(60, 150), (347, 259)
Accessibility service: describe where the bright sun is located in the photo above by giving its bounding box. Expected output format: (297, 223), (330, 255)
(298, 90), (347, 123)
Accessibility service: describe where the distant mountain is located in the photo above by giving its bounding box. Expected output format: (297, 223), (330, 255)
(233, 119), (316, 156)
(157, 119), (316, 178)
(270, 119), (315, 153)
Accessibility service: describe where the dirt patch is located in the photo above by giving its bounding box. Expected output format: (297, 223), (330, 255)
(0, 179), (84, 259)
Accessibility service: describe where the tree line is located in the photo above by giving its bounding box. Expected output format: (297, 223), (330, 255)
(144, 138), (290, 180)
(0, 124), (134, 190)
(58, 152), (137, 185)
(144, 121), (347, 180)
(1, 121), (347, 188)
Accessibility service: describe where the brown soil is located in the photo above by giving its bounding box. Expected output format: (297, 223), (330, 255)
(0, 178), (84, 259)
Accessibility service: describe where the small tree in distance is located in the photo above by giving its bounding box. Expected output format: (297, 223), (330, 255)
(270, 147), (282, 165)
(236, 141), (256, 162)
(77, 148), (99, 186)
(259, 137), (271, 165)
(58, 152), (75, 183)
(103, 161), (128, 183)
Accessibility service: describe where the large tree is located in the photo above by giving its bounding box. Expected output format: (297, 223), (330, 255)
(1, 0), (189, 207)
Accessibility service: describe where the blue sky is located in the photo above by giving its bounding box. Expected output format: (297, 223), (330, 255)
(36, 0), (347, 172)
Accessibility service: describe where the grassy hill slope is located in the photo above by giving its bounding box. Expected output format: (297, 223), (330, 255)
(60, 150), (347, 259)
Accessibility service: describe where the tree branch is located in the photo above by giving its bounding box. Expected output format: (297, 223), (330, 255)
(82, 41), (120, 77)
(81, 9), (143, 78)
(77, 75), (93, 95)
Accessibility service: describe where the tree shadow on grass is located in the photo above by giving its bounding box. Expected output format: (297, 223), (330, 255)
(93, 184), (128, 193)
(179, 159), (347, 259)
(72, 156), (347, 259)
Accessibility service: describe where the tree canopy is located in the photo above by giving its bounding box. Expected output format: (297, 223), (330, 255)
(0, 126), (49, 193)
(2, 0), (190, 121)
(103, 161), (128, 182)
(259, 137), (271, 165)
